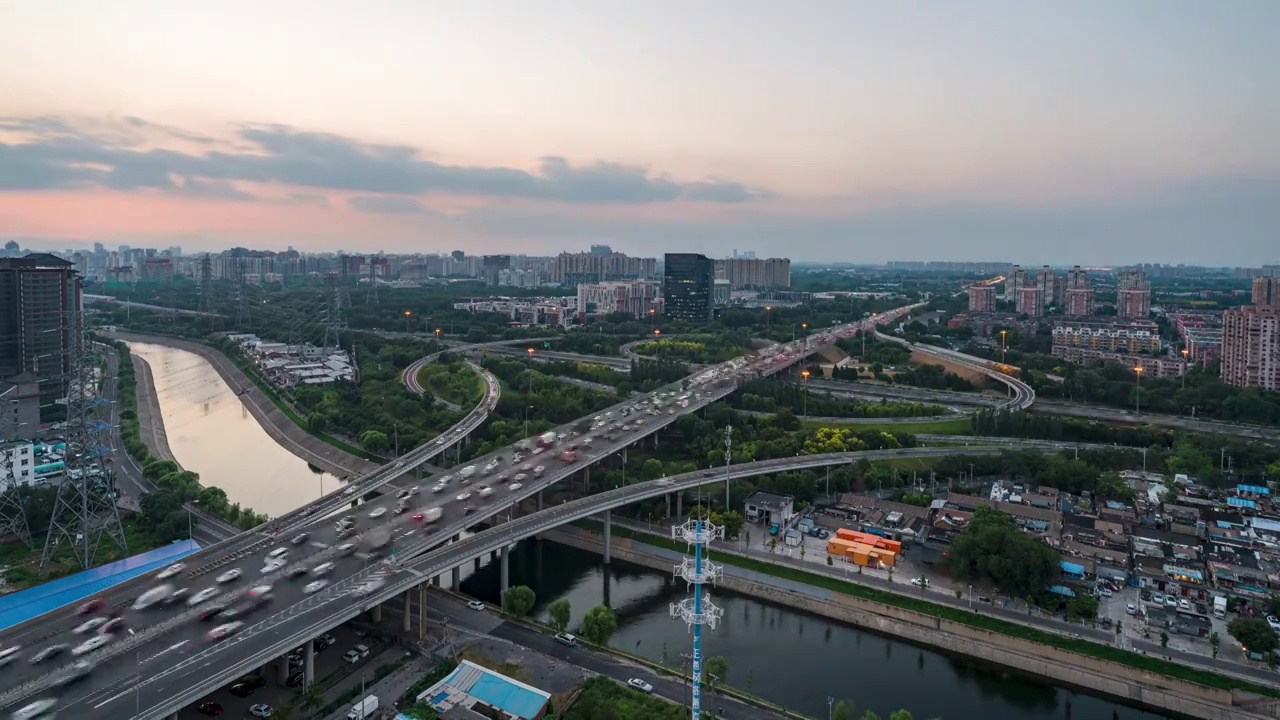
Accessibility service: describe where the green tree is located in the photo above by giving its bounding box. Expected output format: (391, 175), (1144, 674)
(359, 429), (390, 452)
(945, 506), (1059, 600)
(832, 700), (856, 720)
(1210, 632), (1221, 659)
(580, 605), (617, 645)
(547, 598), (571, 632)
(705, 656), (729, 692)
(718, 510), (745, 538)
(1228, 617), (1279, 655)
(1160, 630), (1169, 649)
(502, 585), (536, 617)
(1067, 595), (1099, 622)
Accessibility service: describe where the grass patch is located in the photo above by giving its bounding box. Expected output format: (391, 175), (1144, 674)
(801, 417), (972, 435)
(415, 362), (483, 407)
(574, 520), (1279, 699)
(0, 517), (166, 591)
(459, 646), (529, 683)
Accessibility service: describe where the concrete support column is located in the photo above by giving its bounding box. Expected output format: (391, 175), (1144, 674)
(666, 493), (671, 518)
(602, 510), (612, 564)
(370, 603), (382, 623)
(451, 566), (461, 592)
(536, 491), (543, 513)
(500, 545), (510, 597)
(304, 640), (315, 688)
(433, 574), (441, 587)
(676, 493), (683, 519)
(402, 591), (412, 633)
(418, 585), (426, 640)
(474, 557), (481, 572)
(277, 656), (289, 686)
(169, 714), (179, 720)
(653, 433), (659, 449)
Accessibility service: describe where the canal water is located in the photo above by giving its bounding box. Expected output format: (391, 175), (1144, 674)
(462, 540), (1174, 720)
(128, 341), (338, 518)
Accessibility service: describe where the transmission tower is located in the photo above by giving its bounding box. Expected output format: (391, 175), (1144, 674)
(234, 258), (251, 329)
(197, 253), (217, 331)
(669, 514), (725, 720)
(164, 273), (177, 323)
(0, 386), (33, 549)
(41, 313), (128, 570)
(322, 272), (347, 348)
(364, 255), (379, 305)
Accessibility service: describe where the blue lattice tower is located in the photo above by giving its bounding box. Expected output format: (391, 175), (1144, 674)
(670, 517), (724, 719)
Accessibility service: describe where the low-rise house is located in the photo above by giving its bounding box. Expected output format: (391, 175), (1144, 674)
(744, 491), (795, 527)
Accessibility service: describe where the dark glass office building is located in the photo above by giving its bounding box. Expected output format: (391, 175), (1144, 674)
(663, 253), (714, 321)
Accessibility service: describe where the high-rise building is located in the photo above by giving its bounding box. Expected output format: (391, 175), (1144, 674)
(713, 257), (791, 289)
(1116, 269), (1151, 319)
(1063, 265), (1095, 316)
(663, 253), (713, 321)
(1016, 286), (1044, 317)
(1005, 265), (1028, 303)
(967, 285), (996, 312)
(1035, 266), (1059, 308)
(481, 255), (511, 287)
(589, 244), (613, 256)
(0, 254), (81, 404)
(1251, 277), (1280, 307)
(575, 280), (660, 320)
(1221, 305), (1280, 390)
(553, 251), (657, 285)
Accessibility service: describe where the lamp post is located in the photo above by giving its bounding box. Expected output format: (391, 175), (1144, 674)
(403, 310), (411, 333)
(650, 308), (655, 331)
(1181, 349), (1189, 390)
(1133, 366), (1144, 414)
(801, 370), (810, 423)
(434, 327), (441, 345)
(802, 322), (808, 349)
(187, 499), (199, 540)
(1000, 330), (1007, 365)
(765, 306), (772, 333)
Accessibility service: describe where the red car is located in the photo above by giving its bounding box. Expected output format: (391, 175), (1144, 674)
(77, 599), (106, 616)
(197, 701), (224, 716)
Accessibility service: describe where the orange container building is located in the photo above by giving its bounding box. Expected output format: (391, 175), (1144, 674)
(834, 528), (902, 555)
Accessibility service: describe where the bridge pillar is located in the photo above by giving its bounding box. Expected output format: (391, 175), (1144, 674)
(602, 510), (612, 564)
(370, 603), (382, 623)
(499, 545), (510, 597)
(666, 493), (671, 518)
(433, 573), (441, 587)
(474, 556), (481, 572)
(418, 584), (427, 640)
(451, 566), (461, 592)
(277, 656), (289, 686)
(403, 591), (412, 633)
(536, 491), (543, 513)
(304, 640), (315, 688)
(676, 492), (682, 519)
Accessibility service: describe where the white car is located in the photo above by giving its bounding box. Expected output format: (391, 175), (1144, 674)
(343, 486), (357, 496)
(336, 543), (357, 556)
(71, 635), (110, 657)
(73, 617), (108, 634)
(431, 483), (446, 494)
(910, 577), (927, 588)
(354, 577), (386, 596)
(0, 646), (21, 667)
(1126, 603), (1137, 615)
(1268, 616), (1280, 632)
(188, 587), (220, 607)
(467, 600), (485, 611)
(11, 699), (57, 720)
(303, 580), (328, 595)
(262, 560), (286, 575)
(312, 562), (335, 576)
(533, 466), (545, 475)
(207, 622), (244, 642)
(216, 569), (242, 584)
(627, 678), (654, 694)
(509, 482), (523, 492)
(456, 492), (472, 502)
(478, 486), (494, 497)
(513, 473), (528, 482)
(156, 562), (186, 580)
(250, 703), (274, 718)
(368, 507), (387, 519)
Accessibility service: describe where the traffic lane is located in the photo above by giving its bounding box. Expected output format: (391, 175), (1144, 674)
(488, 621), (778, 720)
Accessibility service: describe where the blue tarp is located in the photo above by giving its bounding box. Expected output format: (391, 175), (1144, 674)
(1048, 585), (1076, 597)
(1228, 497), (1257, 510)
(0, 539), (200, 631)
(1060, 561), (1085, 577)
(1238, 484), (1271, 496)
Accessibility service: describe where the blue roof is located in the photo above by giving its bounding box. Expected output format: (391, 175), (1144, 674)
(1048, 585), (1076, 597)
(466, 670), (548, 719)
(1060, 561), (1085, 576)
(1238, 484), (1271, 496)
(0, 539), (200, 631)
(1228, 497), (1257, 509)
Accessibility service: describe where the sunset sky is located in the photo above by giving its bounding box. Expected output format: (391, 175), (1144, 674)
(2, 0), (1278, 264)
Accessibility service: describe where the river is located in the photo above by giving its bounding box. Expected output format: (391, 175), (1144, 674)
(128, 341), (338, 518)
(461, 540), (1174, 720)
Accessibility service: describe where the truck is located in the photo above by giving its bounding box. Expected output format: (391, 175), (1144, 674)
(1213, 595), (1227, 619)
(347, 695), (378, 720)
(537, 431), (558, 448)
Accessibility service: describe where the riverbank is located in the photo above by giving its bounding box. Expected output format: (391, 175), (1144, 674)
(546, 525), (1276, 720)
(132, 353), (178, 464)
(111, 331), (377, 479)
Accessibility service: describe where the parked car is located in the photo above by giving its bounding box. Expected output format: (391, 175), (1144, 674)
(1126, 603), (1137, 615)
(1165, 595), (1178, 609)
(627, 678), (654, 694)
(197, 702), (224, 716)
(467, 600), (485, 611)
(554, 633), (577, 647)
(769, 523), (780, 535)
(249, 703), (274, 718)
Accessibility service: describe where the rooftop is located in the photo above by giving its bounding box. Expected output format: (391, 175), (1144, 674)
(417, 660), (550, 720)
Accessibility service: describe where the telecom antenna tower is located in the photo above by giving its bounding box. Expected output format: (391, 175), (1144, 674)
(322, 272), (347, 348)
(41, 314), (128, 570)
(0, 386), (33, 548)
(670, 513), (724, 720)
(364, 255), (379, 305)
(233, 257), (251, 328)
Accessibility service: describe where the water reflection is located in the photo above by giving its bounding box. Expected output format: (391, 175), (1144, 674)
(461, 540), (1174, 720)
(129, 341), (338, 517)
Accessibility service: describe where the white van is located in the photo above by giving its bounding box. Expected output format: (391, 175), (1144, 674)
(554, 632), (577, 647)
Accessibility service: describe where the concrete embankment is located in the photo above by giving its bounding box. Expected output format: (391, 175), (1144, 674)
(132, 354), (178, 464)
(112, 332), (377, 478)
(545, 526), (1278, 720)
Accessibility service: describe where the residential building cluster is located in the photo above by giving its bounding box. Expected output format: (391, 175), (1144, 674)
(225, 334), (356, 387)
(452, 298), (574, 328)
(1221, 278), (1280, 391)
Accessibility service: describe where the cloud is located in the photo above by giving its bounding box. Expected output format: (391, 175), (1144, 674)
(348, 195), (432, 214)
(0, 115), (771, 205)
(173, 179), (257, 201)
(285, 193), (331, 208)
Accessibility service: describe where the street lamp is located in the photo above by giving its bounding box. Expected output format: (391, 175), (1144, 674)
(434, 327), (441, 344)
(403, 310), (411, 332)
(802, 322), (808, 349)
(187, 499), (199, 540)
(801, 370), (810, 422)
(1181, 348), (1189, 390)
(649, 308), (655, 331)
(526, 347), (534, 398)
(765, 306), (772, 332)
(1133, 366), (1144, 414)
(1000, 330), (1007, 365)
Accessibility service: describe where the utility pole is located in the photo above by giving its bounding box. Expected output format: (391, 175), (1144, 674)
(365, 255), (379, 305)
(723, 423), (732, 511)
(234, 257), (251, 329)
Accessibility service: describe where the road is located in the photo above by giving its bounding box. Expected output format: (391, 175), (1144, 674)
(873, 331), (1036, 411)
(486, 346), (634, 371)
(0, 306), (921, 718)
(1030, 399), (1280, 440)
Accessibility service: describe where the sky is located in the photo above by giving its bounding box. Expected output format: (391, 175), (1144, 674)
(2, 0), (1278, 265)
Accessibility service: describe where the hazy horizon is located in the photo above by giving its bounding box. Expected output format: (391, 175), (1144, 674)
(3, 1), (1278, 265)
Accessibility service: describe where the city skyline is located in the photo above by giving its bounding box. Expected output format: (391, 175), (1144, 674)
(2, 1), (1279, 264)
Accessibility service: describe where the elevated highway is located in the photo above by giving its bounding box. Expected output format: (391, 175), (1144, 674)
(874, 331), (1036, 410)
(0, 305), (922, 718)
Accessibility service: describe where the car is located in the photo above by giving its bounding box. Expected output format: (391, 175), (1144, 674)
(236, 675), (268, 690)
(229, 681), (257, 697)
(291, 533), (309, 545)
(432, 483), (447, 493)
(509, 482), (523, 491)
(368, 507), (387, 519)
(167, 587), (191, 605)
(1126, 603), (1137, 615)
(187, 587), (219, 606)
(77, 598), (106, 616)
(207, 622), (244, 642)
(520, 463), (533, 472)
(467, 600), (486, 611)
(337, 543), (357, 556)
(287, 670), (305, 687)
(10, 699), (58, 720)
(397, 489), (410, 499)
(478, 486), (494, 498)
(313, 562), (336, 576)
(554, 633), (577, 647)
(627, 678), (654, 694)
(343, 650), (362, 664)
(769, 523), (780, 536)
(513, 473), (528, 482)
(304, 580), (329, 595)
(495, 474), (510, 484)
(216, 569), (242, 584)
(261, 560), (286, 575)
(354, 577), (386, 596)
(316, 633), (337, 650)
(133, 584), (174, 610)
(197, 701), (224, 716)
(1165, 595), (1178, 608)
(910, 577), (927, 588)
(98, 617), (126, 635)
(200, 603), (228, 621)
(29, 644), (68, 664)
(456, 491), (472, 502)
(1268, 616), (1280, 632)
(1151, 592), (1165, 605)
(50, 659), (94, 689)
(1196, 602), (1208, 615)
(1140, 589), (1153, 602)
(343, 486), (357, 496)
(74, 617), (108, 634)
(286, 566), (309, 581)
(1178, 599), (1191, 612)
(0, 645), (20, 667)
(157, 562), (186, 580)
(1097, 587), (1113, 598)
(533, 465), (545, 475)
(72, 635), (110, 657)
